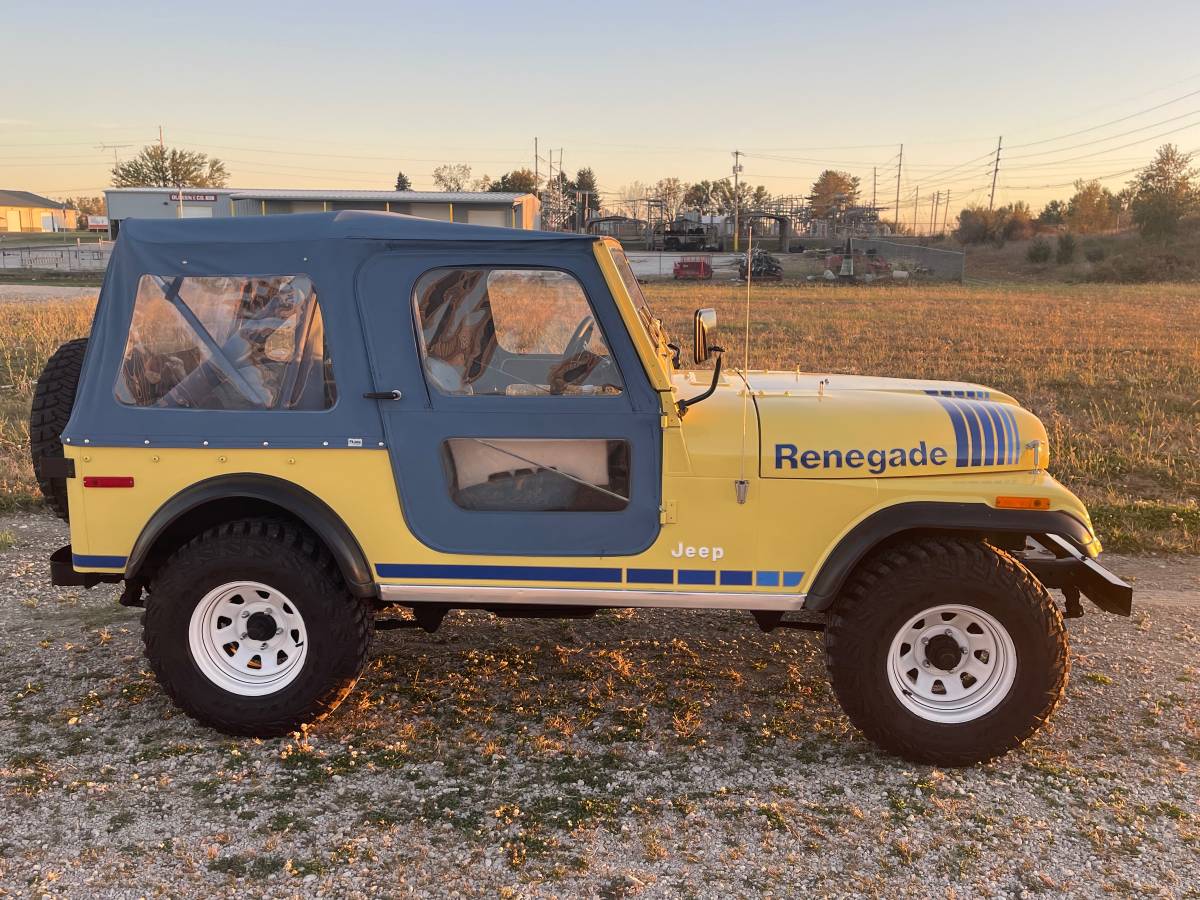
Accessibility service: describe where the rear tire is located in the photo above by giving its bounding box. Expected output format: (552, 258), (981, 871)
(824, 537), (1069, 766)
(30, 337), (88, 521)
(143, 518), (373, 737)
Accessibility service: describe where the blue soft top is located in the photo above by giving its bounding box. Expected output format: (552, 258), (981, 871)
(66, 211), (603, 451)
(120, 210), (593, 245)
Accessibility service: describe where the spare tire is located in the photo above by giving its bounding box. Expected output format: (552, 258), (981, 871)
(30, 337), (88, 521)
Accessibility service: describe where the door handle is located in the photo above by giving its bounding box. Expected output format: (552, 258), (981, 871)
(363, 390), (403, 400)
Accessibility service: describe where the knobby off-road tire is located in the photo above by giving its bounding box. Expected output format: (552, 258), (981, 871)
(143, 518), (373, 738)
(30, 337), (88, 521)
(825, 537), (1069, 767)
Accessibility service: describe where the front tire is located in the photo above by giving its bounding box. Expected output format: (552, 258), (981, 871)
(825, 537), (1069, 766)
(143, 519), (372, 737)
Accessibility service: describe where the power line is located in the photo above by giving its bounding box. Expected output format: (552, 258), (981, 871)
(1006, 86), (1200, 150)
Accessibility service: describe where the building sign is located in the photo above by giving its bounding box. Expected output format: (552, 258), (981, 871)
(168, 192), (218, 202)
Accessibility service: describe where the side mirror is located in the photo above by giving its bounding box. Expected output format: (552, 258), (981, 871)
(693, 307), (718, 364)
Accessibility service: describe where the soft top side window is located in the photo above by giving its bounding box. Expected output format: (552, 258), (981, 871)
(116, 274), (336, 411)
(413, 267), (624, 398)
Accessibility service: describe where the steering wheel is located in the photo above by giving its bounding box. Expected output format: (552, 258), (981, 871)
(562, 314), (595, 360)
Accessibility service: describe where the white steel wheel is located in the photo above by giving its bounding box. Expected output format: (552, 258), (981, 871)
(188, 580), (309, 697)
(886, 603), (1017, 724)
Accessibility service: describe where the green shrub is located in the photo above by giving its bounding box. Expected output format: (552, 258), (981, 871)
(1026, 237), (1052, 263)
(1055, 233), (1077, 265)
(1084, 243), (1106, 262)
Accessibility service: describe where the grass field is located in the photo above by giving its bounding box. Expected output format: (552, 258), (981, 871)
(642, 280), (1200, 554)
(0, 281), (1196, 553)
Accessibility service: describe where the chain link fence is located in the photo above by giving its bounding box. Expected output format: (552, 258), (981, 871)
(0, 242), (113, 272)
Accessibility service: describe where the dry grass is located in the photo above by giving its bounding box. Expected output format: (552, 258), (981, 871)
(0, 299), (94, 508)
(0, 284), (1197, 552)
(644, 280), (1200, 553)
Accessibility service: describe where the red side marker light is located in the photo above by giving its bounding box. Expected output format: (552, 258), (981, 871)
(83, 476), (135, 488)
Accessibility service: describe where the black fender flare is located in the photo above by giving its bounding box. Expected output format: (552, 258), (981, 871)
(125, 474), (375, 598)
(802, 502), (1093, 611)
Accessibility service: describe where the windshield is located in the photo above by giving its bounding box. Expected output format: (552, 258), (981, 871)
(606, 244), (674, 357)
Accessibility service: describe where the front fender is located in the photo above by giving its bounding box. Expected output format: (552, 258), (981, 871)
(802, 501), (1095, 611)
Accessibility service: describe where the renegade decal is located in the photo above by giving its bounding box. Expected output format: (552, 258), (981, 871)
(929, 397), (1021, 467)
(775, 441), (948, 474)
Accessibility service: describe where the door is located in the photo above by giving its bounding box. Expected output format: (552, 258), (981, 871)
(357, 247), (663, 557)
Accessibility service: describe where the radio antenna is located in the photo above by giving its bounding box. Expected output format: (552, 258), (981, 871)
(735, 223), (752, 504)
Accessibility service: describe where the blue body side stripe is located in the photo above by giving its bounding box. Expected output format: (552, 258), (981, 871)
(374, 563), (623, 583)
(972, 400), (998, 466)
(678, 570), (717, 585)
(73, 554), (127, 569)
(719, 570), (753, 586)
(627, 568), (673, 584)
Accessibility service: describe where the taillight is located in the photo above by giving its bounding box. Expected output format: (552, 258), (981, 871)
(83, 476), (135, 488)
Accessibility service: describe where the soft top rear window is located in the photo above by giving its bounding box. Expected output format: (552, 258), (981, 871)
(116, 274), (336, 411)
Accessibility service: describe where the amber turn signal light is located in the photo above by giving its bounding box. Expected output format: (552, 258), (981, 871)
(995, 496), (1051, 510)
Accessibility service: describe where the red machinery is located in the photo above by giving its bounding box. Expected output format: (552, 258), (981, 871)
(672, 255), (713, 280)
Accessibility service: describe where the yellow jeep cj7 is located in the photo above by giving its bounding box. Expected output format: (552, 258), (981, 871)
(32, 212), (1131, 766)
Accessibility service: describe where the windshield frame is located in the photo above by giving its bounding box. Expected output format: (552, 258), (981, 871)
(594, 239), (675, 391)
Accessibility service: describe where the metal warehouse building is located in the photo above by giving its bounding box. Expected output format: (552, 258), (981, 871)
(104, 187), (539, 237)
(0, 190), (77, 233)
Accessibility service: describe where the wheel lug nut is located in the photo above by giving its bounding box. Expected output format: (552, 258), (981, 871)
(944, 629), (953, 636)
(240, 633), (247, 640)
(922, 660), (930, 668)
(241, 611), (249, 618)
(260, 642), (268, 650)
(921, 637), (929, 645)
(275, 628), (283, 636)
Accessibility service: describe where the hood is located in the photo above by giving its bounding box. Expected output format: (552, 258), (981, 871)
(734, 371), (1047, 479)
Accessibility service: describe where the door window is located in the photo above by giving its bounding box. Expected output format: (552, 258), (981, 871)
(442, 438), (630, 512)
(413, 267), (623, 397)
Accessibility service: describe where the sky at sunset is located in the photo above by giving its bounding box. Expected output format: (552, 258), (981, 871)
(4, 0), (1200, 225)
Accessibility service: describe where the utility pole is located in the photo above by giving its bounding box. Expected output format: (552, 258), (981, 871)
(872, 166), (877, 210)
(894, 144), (903, 233)
(989, 135), (1002, 210)
(930, 191), (939, 235)
(158, 125), (164, 149)
(732, 150), (743, 252)
(942, 189), (951, 234)
(912, 187), (919, 236)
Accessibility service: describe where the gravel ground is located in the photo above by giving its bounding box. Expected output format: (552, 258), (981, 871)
(1, 511), (1197, 898)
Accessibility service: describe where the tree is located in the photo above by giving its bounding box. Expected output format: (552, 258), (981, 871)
(1128, 143), (1199, 239)
(652, 177), (688, 220)
(68, 195), (105, 217)
(750, 185), (772, 208)
(432, 163), (471, 192)
(682, 180), (717, 214)
(573, 168), (601, 217)
(615, 182), (649, 218)
(394, 171), (413, 191)
(1002, 201), (1034, 241)
(471, 174), (494, 191)
(111, 144), (229, 188)
(1066, 179), (1118, 234)
(809, 170), (860, 218)
(1037, 199), (1066, 226)
(490, 168), (538, 194)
